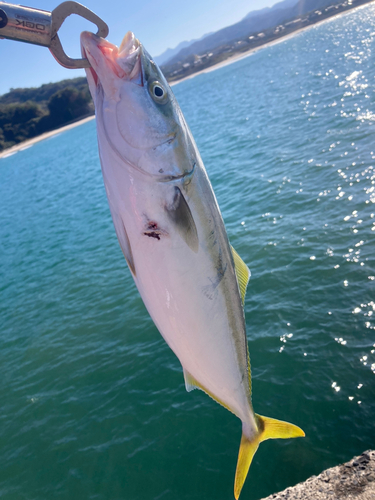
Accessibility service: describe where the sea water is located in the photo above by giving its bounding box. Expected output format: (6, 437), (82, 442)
(1, 4), (375, 499)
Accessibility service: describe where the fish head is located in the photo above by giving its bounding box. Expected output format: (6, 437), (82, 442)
(80, 31), (195, 180)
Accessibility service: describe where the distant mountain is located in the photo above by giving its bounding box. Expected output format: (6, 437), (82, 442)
(164, 0), (343, 66)
(242, 0), (298, 20)
(154, 33), (213, 66)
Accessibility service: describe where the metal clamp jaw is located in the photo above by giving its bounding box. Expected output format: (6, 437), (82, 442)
(0, 1), (108, 68)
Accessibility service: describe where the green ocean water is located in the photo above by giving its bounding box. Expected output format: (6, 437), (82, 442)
(1, 4), (375, 500)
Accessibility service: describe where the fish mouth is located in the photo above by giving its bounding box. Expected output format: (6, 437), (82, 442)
(80, 31), (143, 94)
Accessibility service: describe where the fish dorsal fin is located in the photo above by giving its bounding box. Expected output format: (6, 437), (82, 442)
(231, 246), (251, 305)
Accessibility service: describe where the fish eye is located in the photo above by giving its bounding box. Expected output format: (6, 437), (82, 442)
(149, 81), (168, 104)
(154, 86), (163, 97)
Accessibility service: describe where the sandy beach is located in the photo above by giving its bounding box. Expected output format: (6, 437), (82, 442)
(170, 26), (310, 87)
(0, 1), (369, 160)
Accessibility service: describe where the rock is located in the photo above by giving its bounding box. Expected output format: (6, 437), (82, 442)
(260, 450), (375, 500)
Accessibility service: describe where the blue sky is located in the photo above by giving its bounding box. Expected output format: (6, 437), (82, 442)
(0, 0), (276, 95)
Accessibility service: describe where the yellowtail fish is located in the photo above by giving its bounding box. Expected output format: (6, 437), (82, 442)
(80, 30), (305, 499)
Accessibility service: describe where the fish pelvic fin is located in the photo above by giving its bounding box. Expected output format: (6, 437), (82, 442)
(234, 415), (305, 500)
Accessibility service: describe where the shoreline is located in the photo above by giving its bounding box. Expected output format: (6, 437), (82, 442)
(1, 1), (372, 158)
(0, 115), (95, 160)
(170, 27), (307, 87)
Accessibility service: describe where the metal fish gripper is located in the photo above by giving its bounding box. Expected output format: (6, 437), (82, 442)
(0, 1), (108, 68)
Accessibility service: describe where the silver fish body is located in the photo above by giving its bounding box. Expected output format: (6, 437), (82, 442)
(81, 30), (304, 499)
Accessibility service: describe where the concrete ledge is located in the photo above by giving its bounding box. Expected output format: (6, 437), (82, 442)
(261, 450), (375, 500)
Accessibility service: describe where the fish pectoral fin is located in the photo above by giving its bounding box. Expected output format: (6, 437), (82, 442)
(234, 416), (304, 499)
(165, 187), (199, 253)
(231, 246), (250, 305)
(183, 368), (199, 392)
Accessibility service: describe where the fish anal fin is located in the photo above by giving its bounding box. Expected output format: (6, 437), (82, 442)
(182, 368), (235, 415)
(234, 416), (304, 499)
(231, 246), (250, 305)
(183, 368), (199, 392)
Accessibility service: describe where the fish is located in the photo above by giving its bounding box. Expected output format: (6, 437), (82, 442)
(80, 30), (305, 499)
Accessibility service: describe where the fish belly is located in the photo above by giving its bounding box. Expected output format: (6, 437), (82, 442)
(100, 145), (252, 423)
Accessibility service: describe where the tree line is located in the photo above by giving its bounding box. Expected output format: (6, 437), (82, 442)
(0, 78), (93, 152)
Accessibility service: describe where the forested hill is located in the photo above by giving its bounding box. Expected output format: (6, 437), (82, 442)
(0, 77), (88, 106)
(0, 78), (93, 152)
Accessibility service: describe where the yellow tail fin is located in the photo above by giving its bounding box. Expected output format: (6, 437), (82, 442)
(234, 414), (305, 499)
